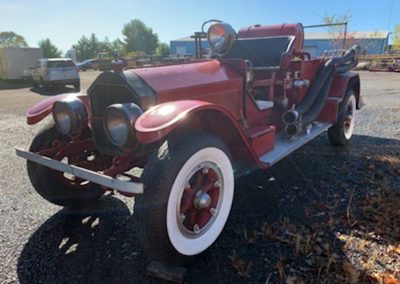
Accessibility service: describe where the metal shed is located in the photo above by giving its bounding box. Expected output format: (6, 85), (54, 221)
(303, 31), (389, 57)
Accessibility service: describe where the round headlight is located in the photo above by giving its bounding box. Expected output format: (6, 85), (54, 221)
(104, 103), (143, 148)
(207, 22), (236, 55)
(52, 97), (87, 135)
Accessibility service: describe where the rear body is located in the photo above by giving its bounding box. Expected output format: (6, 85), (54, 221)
(17, 21), (362, 267)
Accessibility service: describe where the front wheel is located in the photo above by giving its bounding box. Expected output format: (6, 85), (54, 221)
(27, 124), (104, 208)
(134, 132), (234, 264)
(328, 89), (357, 146)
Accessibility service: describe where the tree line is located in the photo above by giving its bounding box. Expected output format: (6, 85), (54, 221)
(0, 19), (170, 61)
(2, 17), (400, 58)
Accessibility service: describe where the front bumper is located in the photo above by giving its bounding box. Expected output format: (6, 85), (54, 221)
(15, 147), (143, 194)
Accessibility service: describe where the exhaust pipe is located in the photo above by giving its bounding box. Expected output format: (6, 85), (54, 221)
(284, 123), (301, 137)
(282, 108), (299, 125)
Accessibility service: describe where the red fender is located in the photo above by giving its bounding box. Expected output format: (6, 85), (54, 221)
(135, 100), (260, 164)
(26, 92), (89, 125)
(318, 71), (361, 123)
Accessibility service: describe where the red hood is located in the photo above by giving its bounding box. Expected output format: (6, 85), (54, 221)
(131, 60), (242, 96)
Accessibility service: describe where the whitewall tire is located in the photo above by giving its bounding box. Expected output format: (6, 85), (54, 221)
(134, 132), (234, 264)
(166, 147), (234, 255)
(328, 89), (357, 146)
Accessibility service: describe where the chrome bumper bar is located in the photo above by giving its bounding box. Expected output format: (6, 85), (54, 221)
(15, 147), (143, 194)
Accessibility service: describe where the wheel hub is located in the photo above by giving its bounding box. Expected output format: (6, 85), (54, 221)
(344, 96), (355, 139)
(194, 191), (212, 209)
(178, 163), (223, 235)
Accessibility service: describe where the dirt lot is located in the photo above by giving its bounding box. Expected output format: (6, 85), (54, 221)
(0, 71), (399, 283)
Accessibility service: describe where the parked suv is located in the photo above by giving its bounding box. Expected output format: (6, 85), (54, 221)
(31, 58), (80, 90)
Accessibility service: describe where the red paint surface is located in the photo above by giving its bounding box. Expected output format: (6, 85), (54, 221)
(26, 92), (88, 125)
(135, 99), (262, 166)
(317, 72), (360, 123)
(238, 23), (304, 52)
(131, 60), (244, 118)
(247, 126), (276, 156)
(136, 100), (235, 142)
(133, 60), (237, 94)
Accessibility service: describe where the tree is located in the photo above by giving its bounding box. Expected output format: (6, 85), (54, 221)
(156, 42), (170, 57)
(73, 34), (124, 61)
(38, 38), (62, 58)
(393, 24), (400, 50)
(111, 38), (125, 55)
(323, 11), (354, 49)
(73, 34), (101, 61)
(0, 31), (28, 47)
(98, 36), (112, 53)
(122, 19), (159, 54)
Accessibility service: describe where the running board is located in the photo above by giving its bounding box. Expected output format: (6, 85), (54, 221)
(259, 122), (332, 166)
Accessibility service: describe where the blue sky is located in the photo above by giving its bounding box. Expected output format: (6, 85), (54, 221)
(0, 0), (398, 52)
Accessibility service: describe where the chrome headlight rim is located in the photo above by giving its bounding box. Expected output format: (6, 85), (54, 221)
(52, 97), (87, 136)
(103, 103), (143, 149)
(207, 22), (236, 56)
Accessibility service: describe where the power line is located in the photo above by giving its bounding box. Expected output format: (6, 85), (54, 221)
(387, 0), (393, 31)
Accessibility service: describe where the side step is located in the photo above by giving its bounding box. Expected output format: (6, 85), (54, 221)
(259, 122), (332, 166)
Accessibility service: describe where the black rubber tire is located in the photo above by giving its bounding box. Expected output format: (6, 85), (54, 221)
(39, 78), (47, 90)
(73, 81), (80, 90)
(27, 124), (104, 208)
(328, 89), (356, 146)
(134, 131), (232, 265)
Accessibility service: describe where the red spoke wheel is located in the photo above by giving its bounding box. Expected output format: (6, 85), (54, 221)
(178, 163), (222, 235)
(135, 132), (234, 264)
(328, 89), (357, 146)
(27, 124), (104, 208)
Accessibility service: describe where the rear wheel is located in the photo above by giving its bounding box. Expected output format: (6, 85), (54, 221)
(27, 124), (104, 208)
(134, 132), (234, 264)
(39, 78), (47, 90)
(328, 89), (356, 146)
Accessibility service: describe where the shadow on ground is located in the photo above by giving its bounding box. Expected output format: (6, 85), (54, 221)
(17, 134), (400, 283)
(211, 134), (400, 283)
(17, 196), (147, 284)
(30, 85), (80, 96)
(0, 79), (33, 90)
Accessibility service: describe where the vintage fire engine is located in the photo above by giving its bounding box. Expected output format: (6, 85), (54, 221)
(16, 21), (361, 264)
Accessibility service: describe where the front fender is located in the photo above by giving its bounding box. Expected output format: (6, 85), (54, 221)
(26, 92), (88, 125)
(135, 100), (241, 144)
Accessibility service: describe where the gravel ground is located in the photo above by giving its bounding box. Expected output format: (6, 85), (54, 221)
(0, 71), (399, 283)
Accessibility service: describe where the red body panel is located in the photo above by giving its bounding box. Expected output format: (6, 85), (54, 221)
(136, 100), (241, 143)
(26, 92), (88, 125)
(238, 23), (304, 52)
(135, 99), (262, 166)
(132, 60), (244, 119)
(317, 71), (360, 123)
